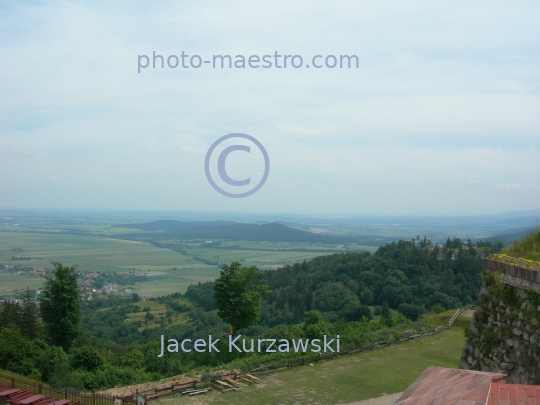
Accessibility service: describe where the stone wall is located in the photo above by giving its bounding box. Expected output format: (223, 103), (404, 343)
(459, 259), (540, 384)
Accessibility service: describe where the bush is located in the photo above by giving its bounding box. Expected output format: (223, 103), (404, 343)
(428, 304), (444, 314)
(38, 346), (71, 384)
(71, 346), (103, 372)
(0, 328), (41, 377)
(122, 349), (145, 370)
(345, 305), (373, 322)
(398, 303), (425, 321)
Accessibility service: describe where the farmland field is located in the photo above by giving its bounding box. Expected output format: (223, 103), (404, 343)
(0, 230), (339, 297)
(0, 232), (202, 272)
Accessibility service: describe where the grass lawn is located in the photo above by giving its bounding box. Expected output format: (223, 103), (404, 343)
(0, 369), (47, 386)
(154, 327), (466, 405)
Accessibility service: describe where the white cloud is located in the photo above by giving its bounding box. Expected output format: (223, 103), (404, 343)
(0, 1), (539, 214)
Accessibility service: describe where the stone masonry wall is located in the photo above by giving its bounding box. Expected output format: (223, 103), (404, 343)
(459, 259), (540, 384)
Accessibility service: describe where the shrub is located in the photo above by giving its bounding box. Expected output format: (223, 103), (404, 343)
(38, 346), (71, 384)
(71, 346), (103, 372)
(398, 303), (425, 321)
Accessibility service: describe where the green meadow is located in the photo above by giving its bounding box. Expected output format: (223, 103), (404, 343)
(154, 327), (466, 405)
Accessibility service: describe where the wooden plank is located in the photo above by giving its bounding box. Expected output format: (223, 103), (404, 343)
(32, 396), (55, 405)
(238, 377), (252, 384)
(0, 389), (21, 399)
(10, 391), (34, 405)
(18, 395), (44, 405)
(245, 374), (260, 381)
(188, 390), (209, 396)
(215, 381), (231, 388)
(222, 378), (240, 386)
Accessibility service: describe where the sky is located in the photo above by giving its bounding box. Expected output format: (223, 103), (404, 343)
(0, 1), (539, 216)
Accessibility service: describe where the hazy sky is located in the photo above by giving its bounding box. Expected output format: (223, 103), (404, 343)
(1, 1), (539, 215)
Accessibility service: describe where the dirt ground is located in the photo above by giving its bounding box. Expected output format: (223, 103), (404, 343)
(99, 370), (241, 397)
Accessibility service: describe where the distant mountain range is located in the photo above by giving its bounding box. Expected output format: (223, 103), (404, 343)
(114, 220), (395, 246)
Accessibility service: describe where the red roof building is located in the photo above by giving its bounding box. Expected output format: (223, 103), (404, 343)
(395, 367), (540, 405)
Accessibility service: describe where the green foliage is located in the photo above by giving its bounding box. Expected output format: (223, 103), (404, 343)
(505, 230), (540, 262)
(186, 282), (217, 311)
(525, 289), (540, 308)
(0, 300), (22, 330)
(381, 300), (391, 319)
(312, 283), (361, 320)
(40, 262), (82, 351)
(428, 304), (445, 314)
(302, 310), (330, 339)
(213, 262), (270, 332)
(482, 271), (519, 306)
(71, 345), (103, 372)
(398, 303), (425, 321)
(20, 288), (42, 340)
(122, 349), (145, 369)
(347, 305), (373, 322)
(38, 345), (71, 385)
(0, 328), (41, 378)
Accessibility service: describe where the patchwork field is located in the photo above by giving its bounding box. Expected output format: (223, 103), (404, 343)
(0, 232), (200, 271)
(0, 231), (338, 297)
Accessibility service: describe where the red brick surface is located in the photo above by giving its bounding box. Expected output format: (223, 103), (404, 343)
(395, 367), (540, 405)
(489, 381), (540, 405)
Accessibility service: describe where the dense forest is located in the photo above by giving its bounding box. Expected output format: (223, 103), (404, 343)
(187, 238), (489, 325)
(0, 237), (498, 391)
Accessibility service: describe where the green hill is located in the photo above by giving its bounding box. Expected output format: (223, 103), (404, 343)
(115, 220), (395, 246)
(504, 229), (540, 262)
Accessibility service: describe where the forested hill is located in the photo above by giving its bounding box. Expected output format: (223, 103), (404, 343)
(114, 220), (392, 245)
(187, 238), (494, 325)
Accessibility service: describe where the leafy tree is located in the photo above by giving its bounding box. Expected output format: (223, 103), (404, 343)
(0, 327), (41, 378)
(20, 287), (41, 339)
(123, 349), (145, 369)
(381, 300), (391, 319)
(312, 282), (361, 319)
(38, 345), (71, 382)
(213, 261), (270, 333)
(40, 262), (82, 351)
(302, 310), (329, 339)
(346, 305), (373, 322)
(71, 345), (103, 372)
(0, 300), (21, 330)
(398, 302), (425, 321)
